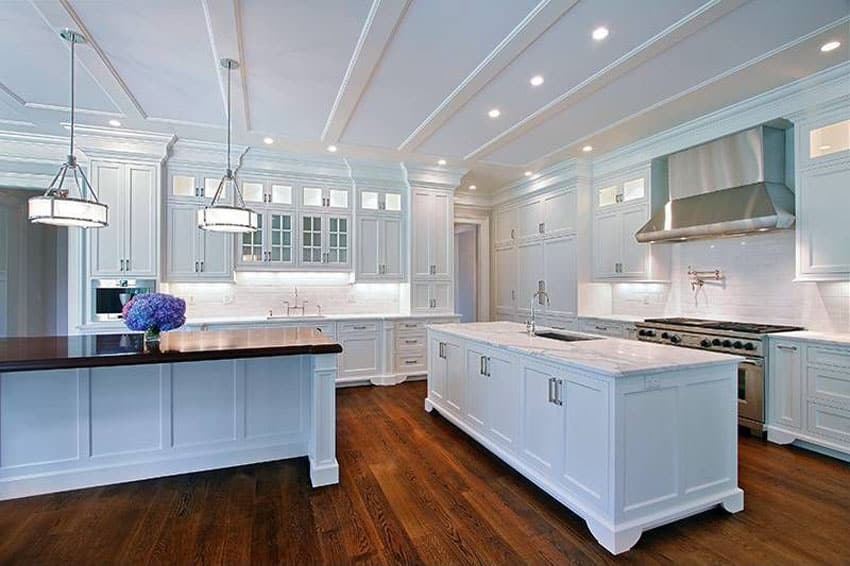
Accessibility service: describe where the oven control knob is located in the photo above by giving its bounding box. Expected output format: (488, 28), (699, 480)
(722, 340), (732, 347)
(638, 329), (647, 336)
(744, 342), (755, 351)
(733, 341), (743, 349)
(646, 330), (656, 338)
(670, 335), (682, 344)
(661, 332), (669, 339)
(701, 339), (712, 347)
(712, 338), (721, 346)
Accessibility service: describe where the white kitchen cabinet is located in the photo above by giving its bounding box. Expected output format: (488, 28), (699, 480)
(494, 206), (516, 248)
(412, 281), (452, 313)
(514, 188), (575, 242)
(358, 189), (402, 213)
(338, 321), (380, 383)
(356, 215), (404, 281)
(165, 204), (233, 282)
(516, 235), (577, 320)
(169, 172), (229, 202)
(236, 209), (296, 270)
(241, 181), (294, 207)
(796, 160), (850, 280)
(465, 346), (490, 433)
(494, 246), (517, 314)
(464, 345), (517, 452)
(769, 341), (804, 431)
(300, 186), (350, 211)
(517, 241), (544, 317)
(89, 161), (158, 278)
(411, 189), (452, 280)
(579, 318), (626, 338)
(299, 213), (351, 269)
(430, 335), (464, 416)
(520, 361), (563, 479)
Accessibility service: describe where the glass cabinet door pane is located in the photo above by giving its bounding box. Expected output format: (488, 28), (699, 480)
(622, 178), (645, 202)
(328, 189), (348, 209)
(361, 191), (379, 210)
(205, 177), (227, 200)
(810, 119), (850, 158)
(327, 216), (348, 264)
(241, 214), (263, 262)
(598, 185), (618, 208)
(384, 193), (402, 211)
(271, 184), (292, 205)
(172, 175), (195, 197)
(302, 215), (323, 263)
(303, 187), (323, 207)
(269, 214), (292, 263)
(242, 182), (264, 203)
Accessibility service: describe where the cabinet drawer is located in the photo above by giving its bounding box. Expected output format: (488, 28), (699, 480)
(808, 347), (850, 371)
(807, 401), (850, 444)
(397, 354), (426, 374)
(807, 365), (850, 406)
(339, 321), (379, 334)
(396, 320), (425, 333)
(396, 334), (426, 350)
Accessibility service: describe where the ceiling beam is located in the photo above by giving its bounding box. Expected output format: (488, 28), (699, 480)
(201, 0), (249, 134)
(321, 0), (412, 144)
(30, 0), (148, 120)
(397, 0), (579, 152)
(463, 0), (748, 161)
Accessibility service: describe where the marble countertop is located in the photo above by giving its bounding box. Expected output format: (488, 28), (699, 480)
(774, 330), (850, 346)
(431, 321), (742, 377)
(579, 314), (646, 323)
(185, 312), (460, 325)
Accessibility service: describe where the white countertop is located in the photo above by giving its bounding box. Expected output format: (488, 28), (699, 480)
(431, 321), (742, 378)
(579, 314), (646, 323)
(775, 330), (850, 346)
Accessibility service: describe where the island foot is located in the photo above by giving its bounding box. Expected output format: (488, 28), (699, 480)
(767, 428), (797, 445)
(585, 518), (642, 555)
(424, 398), (434, 413)
(309, 457), (340, 488)
(721, 489), (745, 513)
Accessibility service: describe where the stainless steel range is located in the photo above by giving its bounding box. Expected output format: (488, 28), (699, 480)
(635, 317), (804, 433)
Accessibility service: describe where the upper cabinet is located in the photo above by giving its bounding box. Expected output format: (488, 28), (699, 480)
(299, 213), (351, 269)
(411, 188), (453, 313)
(301, 186), (350, 211)
(165, 204), (233, 282)
(89, 161), (158, 278)
(516, 188), (576, 242)
(356, 187), (405, 282)
(235, 180), (295, 270)
(591, 165), (669, 282)
(796, 114), (850, 281)
(170, 173), (231, 203)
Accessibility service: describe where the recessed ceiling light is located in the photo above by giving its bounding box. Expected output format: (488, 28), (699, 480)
(488, 108), (501, 119)
(438, 158), (447, 165)
(530, 75), (544, 87)
(592, 26), (609, 41)
(820, 40), (841, 53)
(524, 171), (533, 177)
(108, 119), (121, 127)
(263, 136), (274, 145)
(469, 185), (477, 191)
(327, 144), (338, 153)
(582, 145), (593, 152)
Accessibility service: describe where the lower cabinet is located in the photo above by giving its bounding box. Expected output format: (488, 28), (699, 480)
(465, 345), (518, 451)
(429, 335), (464, 416)
(769, 340), (803, 430)
(338, 321), (380, 383)
(520, 361), (564, 478)
(412, 281), (453, 313)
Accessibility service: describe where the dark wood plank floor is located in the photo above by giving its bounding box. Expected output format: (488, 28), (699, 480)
(1, 381), (849, 565)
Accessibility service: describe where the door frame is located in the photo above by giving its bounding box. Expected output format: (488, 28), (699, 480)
(452, 213), (490, 322)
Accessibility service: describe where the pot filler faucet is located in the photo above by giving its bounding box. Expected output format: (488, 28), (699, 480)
(526, 290), (550, 335)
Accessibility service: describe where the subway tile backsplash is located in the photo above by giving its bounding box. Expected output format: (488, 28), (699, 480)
(610, 230), (850, 332)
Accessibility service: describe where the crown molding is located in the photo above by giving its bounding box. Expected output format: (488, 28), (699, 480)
(344, 158), (407, 190)
(64, 124), (175, 162)
(491, 157), (581, 207)
(402, 163), (467, 191)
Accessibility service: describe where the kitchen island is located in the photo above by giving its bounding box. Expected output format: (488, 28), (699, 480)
(0, 327), (341, 500)
(426, 321), (744, 555)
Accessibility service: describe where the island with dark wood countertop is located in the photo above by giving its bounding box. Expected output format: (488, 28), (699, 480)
(0, 327), (342, 500)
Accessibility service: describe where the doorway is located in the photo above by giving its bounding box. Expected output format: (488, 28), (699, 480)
(454, 223), (478, 323)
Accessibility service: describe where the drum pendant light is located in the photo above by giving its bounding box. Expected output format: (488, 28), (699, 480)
(197, 58), (258, 233)
(28, 29), (108, 228)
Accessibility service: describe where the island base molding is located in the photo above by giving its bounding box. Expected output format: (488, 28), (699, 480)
(0, 354), (339, 500)
(766, 425), (850, 463)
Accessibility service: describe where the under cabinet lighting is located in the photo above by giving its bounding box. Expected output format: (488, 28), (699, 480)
(438, 159), (447, 165)
(820, 41), (841, 53)
(488, 108), (501, 119)
(530, 75), (544, 87)
(468, 185), (477, 191)
(582, 145), (593, 152)
(263, 137), (274, 145)
(327, 144), (338, 152)
(592, 26), (609, 41)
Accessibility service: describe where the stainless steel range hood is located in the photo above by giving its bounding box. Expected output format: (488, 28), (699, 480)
(635, 125), (795, 243)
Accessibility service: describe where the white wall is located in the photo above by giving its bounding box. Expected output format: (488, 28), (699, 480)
(611, 230), (850, 332)
(454, 225), (477, 323)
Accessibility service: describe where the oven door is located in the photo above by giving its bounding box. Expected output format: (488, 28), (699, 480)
(737, 357), (764, 430)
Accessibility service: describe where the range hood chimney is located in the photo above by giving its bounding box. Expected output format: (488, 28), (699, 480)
(635, 125), (795, 243)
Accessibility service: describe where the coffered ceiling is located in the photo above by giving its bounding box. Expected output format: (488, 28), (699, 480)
(0, 0), (848, 192)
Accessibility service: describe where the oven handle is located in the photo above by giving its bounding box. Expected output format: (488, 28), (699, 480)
(740, 357), (763, 367)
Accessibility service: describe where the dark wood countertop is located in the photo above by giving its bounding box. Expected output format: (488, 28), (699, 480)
(0, 327), (342, 373)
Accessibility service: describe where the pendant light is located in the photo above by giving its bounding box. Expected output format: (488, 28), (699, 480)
(197, 58), (258, 233)
(28, 29), (108, 228)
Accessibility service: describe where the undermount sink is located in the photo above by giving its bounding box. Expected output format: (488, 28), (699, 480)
(266, 314), (327, 321)
(533, 331), (601, 343)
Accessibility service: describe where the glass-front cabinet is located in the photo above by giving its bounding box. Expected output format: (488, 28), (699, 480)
(299, 213), (350, 269)
(301, 186), (350, 211)
(359, 189), (402, 213)
(170, 172), (231, 202)
(236, 210), (295, 269)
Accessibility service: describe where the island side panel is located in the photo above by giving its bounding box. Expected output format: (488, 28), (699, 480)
(308, 353), (339, 487)
(0, 355), (324, 500)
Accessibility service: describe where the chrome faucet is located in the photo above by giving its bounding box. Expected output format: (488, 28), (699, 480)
(527, 290), (550, 335)
(285, 287), (309, 316)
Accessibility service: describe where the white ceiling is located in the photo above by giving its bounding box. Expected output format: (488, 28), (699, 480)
(0, 0), (847, 192)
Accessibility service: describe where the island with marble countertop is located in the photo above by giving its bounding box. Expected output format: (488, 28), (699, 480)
(0, 327), (341, 500)
(426, 321), (745, 555)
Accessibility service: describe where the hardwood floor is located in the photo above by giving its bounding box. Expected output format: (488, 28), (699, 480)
(1, 380), (848, 565)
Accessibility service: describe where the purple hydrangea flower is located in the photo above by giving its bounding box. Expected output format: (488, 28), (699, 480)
(122, 293), (186, 333)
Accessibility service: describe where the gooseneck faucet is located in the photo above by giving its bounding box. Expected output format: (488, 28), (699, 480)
(527, 290), (550, 335)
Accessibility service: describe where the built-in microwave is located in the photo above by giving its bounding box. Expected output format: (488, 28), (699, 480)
(92, 279), (156, 321)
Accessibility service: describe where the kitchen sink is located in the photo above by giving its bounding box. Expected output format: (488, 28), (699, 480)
(533, 331), (601, 342)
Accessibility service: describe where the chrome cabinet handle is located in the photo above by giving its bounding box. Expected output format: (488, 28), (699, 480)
(200, 261), (204, 272)
(538, 222), (545, 234)
(404, 339), (417, 344)
(405, 360), (418, 365)
(125, 258), (130, 271)
(595, 326), (608, 331)
(548, 377), (554, 403)
(554, 378), (564, 406)
(194, 261), (199, 272)
(404, 323), (417, 328)
(480, 356), (486, 376)
(119, 259), (125, 271)
(353, 325), (367, 330)
(776, 344), (797, 352)
(510, 228), (515, 240)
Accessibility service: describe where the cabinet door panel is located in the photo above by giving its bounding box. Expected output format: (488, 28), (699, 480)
(516, 198), (541, 241)
(340, 334), (379, 379)
(465, 348), (488, 431)
(543, 190), (576, 238)
(495, 246), (516, 312)
(521, 363), (562, 478)
(125, 165), (156, 277)
(770, 342), (802, 430)
(166, 206), (199, 280)
(200, 230), (232, 280)
(798, 166), (850, 276)
(488, 354), (518, 451)
(90, 162), (123, 276)
(411, 191), (432, 278)
(428, 337), (446, 402)
(444, 341), (464, 415)
(432, 281), (452, 312)
(593, 210), (620, 279)
(357, 216), (380, 278)
(382, 217), (403, 278)
(544, 236), (577, 318)
(432, 192), (451, 278)
(561, 376), (609, 507)
(517, 242), (544, 316)
(412, 282), (432, 312)
(325, 215), (350, 267)
(495, 207), (516, 246)
(620, 204), (648, 277)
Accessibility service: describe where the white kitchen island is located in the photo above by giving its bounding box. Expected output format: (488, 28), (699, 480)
(426, 321), (744, 555)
